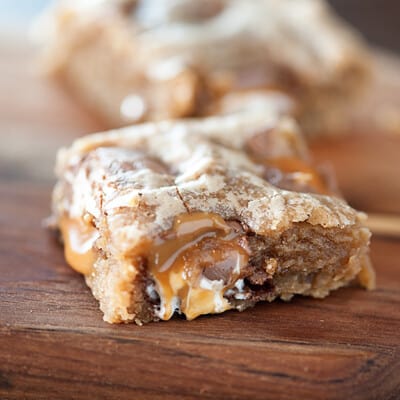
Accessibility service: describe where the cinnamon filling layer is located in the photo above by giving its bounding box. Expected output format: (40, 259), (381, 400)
(147, 213), (249, 320)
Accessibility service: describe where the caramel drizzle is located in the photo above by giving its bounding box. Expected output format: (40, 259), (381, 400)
(148, 213), (249, 320)
(59, 216), (98, 275)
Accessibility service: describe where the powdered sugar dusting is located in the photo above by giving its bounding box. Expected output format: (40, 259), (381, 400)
(54, 111), (363, 245)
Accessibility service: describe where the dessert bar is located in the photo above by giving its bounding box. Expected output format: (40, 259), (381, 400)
(51, 110), (374, 323)
(39, 0), (370, 135)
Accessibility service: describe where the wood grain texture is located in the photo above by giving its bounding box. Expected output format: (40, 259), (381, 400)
(0, 33), (400, 400)
(0, 183), (399, 400)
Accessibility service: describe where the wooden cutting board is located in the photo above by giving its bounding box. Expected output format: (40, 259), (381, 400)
(0, 34), (399, 400)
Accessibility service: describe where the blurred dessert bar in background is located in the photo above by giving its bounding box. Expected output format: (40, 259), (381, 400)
(37, 0), (371, 136)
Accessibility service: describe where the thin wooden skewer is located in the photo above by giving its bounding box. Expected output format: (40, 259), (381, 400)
(366, 213), (400, 238)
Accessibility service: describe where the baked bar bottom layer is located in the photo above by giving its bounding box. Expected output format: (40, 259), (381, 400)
(74, 215), (372, 324)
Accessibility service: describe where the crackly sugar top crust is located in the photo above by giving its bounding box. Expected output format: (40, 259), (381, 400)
(53, 111), (366, 255)
(43, 0), (370, 88)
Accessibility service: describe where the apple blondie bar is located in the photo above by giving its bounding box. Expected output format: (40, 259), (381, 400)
(51, 110), (374, 323)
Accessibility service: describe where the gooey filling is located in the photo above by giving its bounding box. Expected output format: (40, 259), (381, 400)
(147, 213), (249, 320)
(60, 212), (250, 321)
